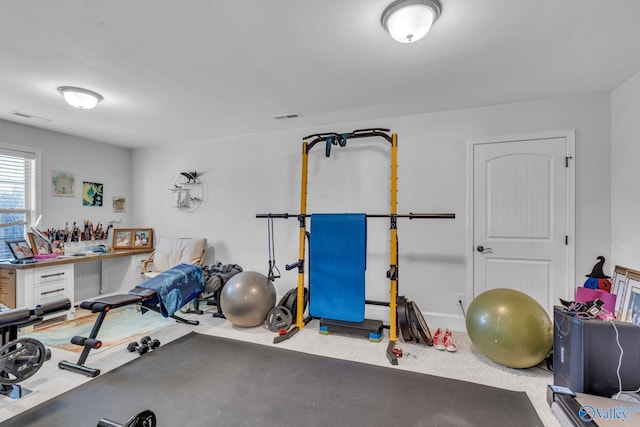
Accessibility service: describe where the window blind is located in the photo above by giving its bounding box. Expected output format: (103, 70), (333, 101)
(0, 147), (37, 259)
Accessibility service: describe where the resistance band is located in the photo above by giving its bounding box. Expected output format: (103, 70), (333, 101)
(267, 214), (281, 281)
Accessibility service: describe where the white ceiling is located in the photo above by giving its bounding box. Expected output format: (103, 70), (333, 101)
(2, 0), (640, 149)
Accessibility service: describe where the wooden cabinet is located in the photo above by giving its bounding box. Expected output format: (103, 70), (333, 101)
(0, 269), (16, 308)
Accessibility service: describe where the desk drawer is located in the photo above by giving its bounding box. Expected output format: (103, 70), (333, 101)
(33, 265), (72, 285)
(33, 281), (68, 303)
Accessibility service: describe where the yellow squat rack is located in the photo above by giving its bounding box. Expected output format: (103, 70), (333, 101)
(257, 128), (454, 365)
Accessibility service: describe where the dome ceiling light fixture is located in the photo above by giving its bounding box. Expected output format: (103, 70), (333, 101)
(381, 0), (442, 44)
(57, 86), (104, 109)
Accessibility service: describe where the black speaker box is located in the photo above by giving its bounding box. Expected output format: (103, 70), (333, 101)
(553, 306), (640, 397)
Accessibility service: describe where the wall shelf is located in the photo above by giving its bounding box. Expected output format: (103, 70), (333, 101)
(168, 172), (204, 213)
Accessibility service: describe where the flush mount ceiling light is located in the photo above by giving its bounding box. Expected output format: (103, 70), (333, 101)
(57, 86), (104, 109)
(381, 0), (442, 44)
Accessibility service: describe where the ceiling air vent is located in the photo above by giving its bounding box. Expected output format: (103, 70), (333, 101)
(272, 113), (303, 120)
(12, 111), (52, 122)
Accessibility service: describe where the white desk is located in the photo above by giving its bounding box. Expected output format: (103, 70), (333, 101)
(0, 249), (153, 320)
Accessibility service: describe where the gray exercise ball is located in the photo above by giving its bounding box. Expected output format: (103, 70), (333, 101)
(220, 271), (276, 327)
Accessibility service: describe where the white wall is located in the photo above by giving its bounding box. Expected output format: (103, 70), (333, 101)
(131, 92), (611, 329)
(611, 71), (640, 269)
(0, 120), (132, 231)
(0, 119), (133, 299)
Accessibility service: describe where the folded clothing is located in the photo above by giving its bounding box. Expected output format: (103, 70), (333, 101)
(138, 263), (204, 317)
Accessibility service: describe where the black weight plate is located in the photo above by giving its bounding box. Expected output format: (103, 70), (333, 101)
(0, 337), (48, 384)
(282, 287), (309, 321)
(292, 287), (309, 319)
(396, 295), (412, 342)
(266, 306), (293, 332)
(408, 317), (421, 344)
(277, 289), (295, 308)
(125, 409), (157, 427)
(409, 301), (433, 346)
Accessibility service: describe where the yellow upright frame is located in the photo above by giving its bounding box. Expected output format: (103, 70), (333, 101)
(389, 133), (398, 344)
(296, 141), (309, 328)
(255, 128), (454, 364)
(295, 130), (399, 353)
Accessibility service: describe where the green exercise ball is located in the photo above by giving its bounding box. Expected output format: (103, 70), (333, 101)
(465, 288), (552, 369)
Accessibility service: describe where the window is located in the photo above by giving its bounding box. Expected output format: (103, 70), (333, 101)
(0, 146), (37, 260)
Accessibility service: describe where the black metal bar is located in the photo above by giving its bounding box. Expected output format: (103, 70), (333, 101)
(141, 302), (200, 326)
(365, 299), (390, 307)
(386, 341), (399, 366)
(58, 360), (100, 377)
(304, 128), (393, 152)
(257, 213), (455, 219)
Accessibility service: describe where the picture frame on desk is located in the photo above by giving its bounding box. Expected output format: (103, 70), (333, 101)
(113, 228), (133, 249)
(611, 265), (630, 318)
(28, 231), (53, 255)
(52, 240), (65, 255)
(133, 228), (153, 249)
(621, 270), (640, 326)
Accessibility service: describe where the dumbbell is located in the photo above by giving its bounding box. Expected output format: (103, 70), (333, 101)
(126, 341), (149, 355)
(140, 335), (160, 350)
(126, 336), (160, 355)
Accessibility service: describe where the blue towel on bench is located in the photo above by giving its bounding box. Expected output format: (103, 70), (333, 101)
(138, 263), (205, 317)
(309, 213), (366, 322)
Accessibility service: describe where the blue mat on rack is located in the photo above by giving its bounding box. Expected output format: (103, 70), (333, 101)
(309, 213), (366, 322)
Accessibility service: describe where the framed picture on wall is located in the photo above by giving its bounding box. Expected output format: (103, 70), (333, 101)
(611, 265), (630, 318)
(133, 228), (153, 249)
(51, 170), (75, 197)
(113, 229), (133, 249)
(113, 197), (126, 213)
(83, 181), (104, 207)
(28, 232), (53, 255)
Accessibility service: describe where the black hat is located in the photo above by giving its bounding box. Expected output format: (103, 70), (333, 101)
(586, 256), (610, 279)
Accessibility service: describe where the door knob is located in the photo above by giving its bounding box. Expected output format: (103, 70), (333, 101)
(476, 245), (492, 253)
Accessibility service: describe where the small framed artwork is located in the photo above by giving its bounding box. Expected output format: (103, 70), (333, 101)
(133, 229), (153, 249)
(621, 270), (640, 325)
(51, 170), (75, 197)
(611, 265), (629, 318)
(28, 232), (53, 255)
(113, 197), (126, 213)
(113, 228), (133, 249)
(83, 181), (104, 207)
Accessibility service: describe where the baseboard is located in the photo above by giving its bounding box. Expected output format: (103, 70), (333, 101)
(363, 305), (467, 333)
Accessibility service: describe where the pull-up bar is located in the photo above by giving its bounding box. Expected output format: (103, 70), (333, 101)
(303, 128), (393, 156)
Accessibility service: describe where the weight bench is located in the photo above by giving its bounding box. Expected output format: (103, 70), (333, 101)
(0, 297), (72, 399)
(58, 263), (204, 377)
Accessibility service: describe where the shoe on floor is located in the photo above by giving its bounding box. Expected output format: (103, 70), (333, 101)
(433, 328), (457, 352)
(433, 328), (445, 350)
(443, 331), (457, 352)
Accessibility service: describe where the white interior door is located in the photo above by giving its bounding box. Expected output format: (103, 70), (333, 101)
(471, 132), (575, 315)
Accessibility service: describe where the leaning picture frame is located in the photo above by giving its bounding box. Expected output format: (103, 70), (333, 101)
(28, 231), (53, 255)
(611, 265), (630, 318)
(132, 228), (153, 249)
(113, 228), (134, 249)
(621, 274), (640, 326)
(621, 269), (640, 324)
